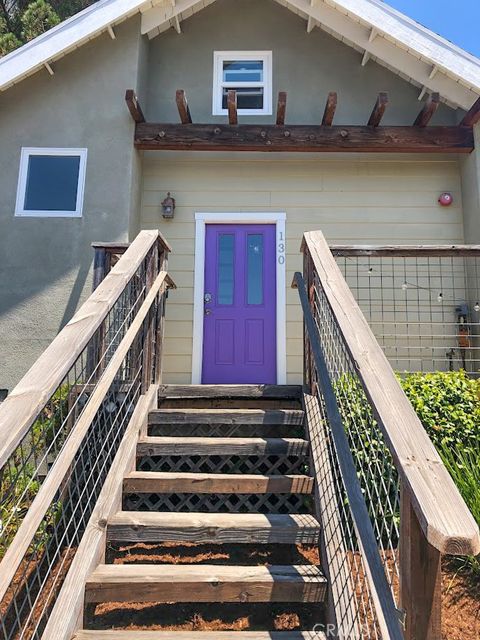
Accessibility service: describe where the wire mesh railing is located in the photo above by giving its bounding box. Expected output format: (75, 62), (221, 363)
(332, 246), (480, 373)
(297, 231), (480, 639)
(0, 230), (174, 640)
(296, 272), (403, 640)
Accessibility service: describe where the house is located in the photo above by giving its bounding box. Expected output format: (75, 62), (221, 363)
(1, 0), (480, 390)
(1, 4), (480, 636)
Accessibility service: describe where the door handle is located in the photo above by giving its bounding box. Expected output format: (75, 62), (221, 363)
(204, 309), (212, 316)
(204, 293), (212, 303)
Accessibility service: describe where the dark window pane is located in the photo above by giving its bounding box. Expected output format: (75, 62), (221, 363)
(24, 155), (81, 212)
(222, 87), (264, 110)
(218, 234), (235, 305)
(223, 60), (263, 83)
(247, 234), (263, 305)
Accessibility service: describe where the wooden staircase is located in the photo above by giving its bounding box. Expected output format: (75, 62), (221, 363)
(73, 385), (327, 639)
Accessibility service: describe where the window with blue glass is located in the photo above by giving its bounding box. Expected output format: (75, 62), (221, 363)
(15, 148), (88, 217)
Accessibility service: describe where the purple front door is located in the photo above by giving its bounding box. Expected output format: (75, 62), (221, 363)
(202, 224), (277, 384)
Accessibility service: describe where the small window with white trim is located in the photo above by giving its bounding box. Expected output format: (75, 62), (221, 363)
(213, 51), (272, 116)
(15, 147), (88, 218)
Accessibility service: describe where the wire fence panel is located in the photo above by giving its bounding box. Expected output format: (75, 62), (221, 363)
(0, 234), (172, 640)
(299, 251), (404, 640)
(333, 250), (480, 373)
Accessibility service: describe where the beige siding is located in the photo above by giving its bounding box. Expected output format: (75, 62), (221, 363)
(140, 152), (464, 384)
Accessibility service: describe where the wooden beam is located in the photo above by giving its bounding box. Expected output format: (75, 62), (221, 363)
(125, 89), (145, 123)
(134, 123), (474, 153)
(227, 89), (238, 125)
(414, 92), (440, 127)
(44, 61), (54, 76)
(322, 92), (337, 126)
(107, 24), (116, 39)
(175, 89), (192, 124)
(330, 244), (480, 257)
(460, 96), (480, 127)
(367, 92), (389, 127)
(400, 488), (442, 640)
(276, 91), (287, 126)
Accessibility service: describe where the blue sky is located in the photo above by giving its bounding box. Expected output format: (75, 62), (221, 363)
(386, 0), (480, 58)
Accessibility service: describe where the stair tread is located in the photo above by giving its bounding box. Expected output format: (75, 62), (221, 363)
(74, 632), (326, 639)
(137, 436), (309, 456)
(73, 631), (326, 639)
(107, 512), (321, 544)
(148, 409), (305, 425)
(85, 564), (327, 603)
(123, 472), (314, 494)
(158, 384), (303, 399)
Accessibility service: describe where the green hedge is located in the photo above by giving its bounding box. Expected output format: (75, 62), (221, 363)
(399, 370), (479, 454)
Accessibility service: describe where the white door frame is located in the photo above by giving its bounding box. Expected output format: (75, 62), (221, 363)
(192, 212), (287, 385)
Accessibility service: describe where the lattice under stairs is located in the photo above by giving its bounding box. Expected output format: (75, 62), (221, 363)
(72, 384), (328, 639)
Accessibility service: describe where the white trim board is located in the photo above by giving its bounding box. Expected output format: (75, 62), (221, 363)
(192, 212), (287, 385)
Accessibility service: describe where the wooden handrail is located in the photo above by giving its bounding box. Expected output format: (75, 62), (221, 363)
(330, 244), (480, 257)
(0, 270), (175, 605)
(302, 230), (480, 556)
(0, 230), (165, 470)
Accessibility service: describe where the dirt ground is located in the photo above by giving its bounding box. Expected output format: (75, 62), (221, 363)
(442, 559), (480, 640)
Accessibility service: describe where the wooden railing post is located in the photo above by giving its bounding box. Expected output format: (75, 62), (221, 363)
(153, 244), (168, 384)
(400, 486), (442, 640)
(141, 243), (158, 392)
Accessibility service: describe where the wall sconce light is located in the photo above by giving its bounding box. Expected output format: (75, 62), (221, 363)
(161, 192), (176, 218)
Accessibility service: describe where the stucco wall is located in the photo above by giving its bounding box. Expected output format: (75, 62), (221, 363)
(140, 151), (464, 384)
(0, 18), (145, 390)
(145, 0), (458, 126)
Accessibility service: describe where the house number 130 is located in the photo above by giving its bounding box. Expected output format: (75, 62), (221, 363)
(277, 231), (285, 264)
(278, 231), (285, 264)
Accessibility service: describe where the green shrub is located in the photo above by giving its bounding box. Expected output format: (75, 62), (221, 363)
(435, 441), (480, 574)
(399, 370), (479, 453)
(333, 370), (480, 558)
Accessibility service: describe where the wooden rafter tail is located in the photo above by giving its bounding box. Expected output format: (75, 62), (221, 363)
(227, 89), (238, 125)
(176, 89), (192, 124)
(276, 91), (287, 126)
(125, 89), (145, 123)
(414, 92), (440, 127)
(367, 92), (389, 127)
(460, 95), (480, 127)
(322, 91), (337, 126)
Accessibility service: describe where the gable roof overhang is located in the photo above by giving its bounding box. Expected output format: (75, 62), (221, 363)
(0, 0), (479, 112)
